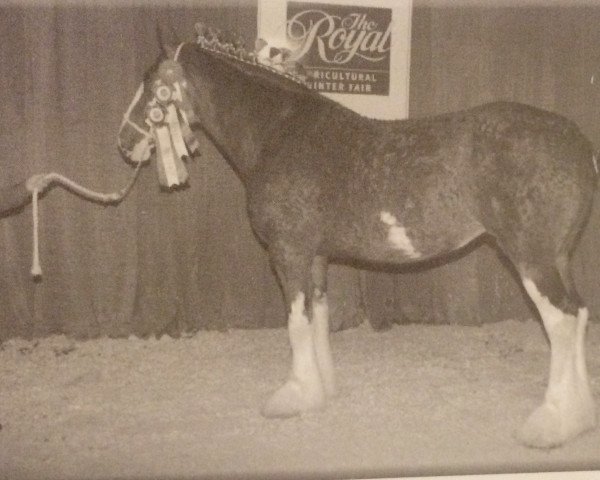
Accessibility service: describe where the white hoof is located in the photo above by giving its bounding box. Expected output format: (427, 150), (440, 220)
(517, 399), (597, 449)
(262, 378), (326, 418)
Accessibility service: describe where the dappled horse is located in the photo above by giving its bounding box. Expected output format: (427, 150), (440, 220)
(117, 26), (598, 448)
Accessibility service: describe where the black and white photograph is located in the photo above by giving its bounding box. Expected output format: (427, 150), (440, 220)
(0, 0), (599, 479)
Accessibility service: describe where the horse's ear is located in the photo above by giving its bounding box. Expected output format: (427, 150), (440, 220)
(156, 22), (178, 59)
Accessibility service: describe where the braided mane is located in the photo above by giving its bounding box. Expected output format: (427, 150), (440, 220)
(193, 22), (308, 87)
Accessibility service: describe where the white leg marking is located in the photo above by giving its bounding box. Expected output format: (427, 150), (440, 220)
(262, 292), (325, 418)
(288, 292), (320, 382)
(519, 278), (597, 448)
(312, 292), (336, 397)
(379, 211), (421, 259)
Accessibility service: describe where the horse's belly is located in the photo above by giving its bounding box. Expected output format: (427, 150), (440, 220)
(323, 211), (483, 266)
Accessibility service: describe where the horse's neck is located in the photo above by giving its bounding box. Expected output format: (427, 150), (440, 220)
(186, 53), (303, 180)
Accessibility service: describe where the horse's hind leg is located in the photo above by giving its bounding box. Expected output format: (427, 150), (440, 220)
(517, 262), (597, 448)
(262, 251), (327, 418)
(311, 255), (335, 397)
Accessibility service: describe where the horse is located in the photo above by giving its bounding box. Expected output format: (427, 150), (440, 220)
(117, 26), (598, 449)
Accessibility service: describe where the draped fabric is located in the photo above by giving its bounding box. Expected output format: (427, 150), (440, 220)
(1, 2), (600, 340)
(0, 2), (365, 340)
(0, 3), (262, 339)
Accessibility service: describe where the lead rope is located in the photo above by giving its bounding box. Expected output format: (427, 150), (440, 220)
(30, 162), (143, 277)
(32, 43), (192, 275)
(31, 188), (40, 276)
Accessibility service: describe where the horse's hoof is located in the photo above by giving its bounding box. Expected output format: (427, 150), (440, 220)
(262, 379), (325, 418)
(517, 399), (597, 449)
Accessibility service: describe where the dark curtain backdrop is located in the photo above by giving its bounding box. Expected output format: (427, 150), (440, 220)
(0, 1), (364, 340)
(1, 2), (599, 340)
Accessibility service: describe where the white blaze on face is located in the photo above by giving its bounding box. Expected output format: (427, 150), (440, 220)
(379, 211), (420, 259)
(130, 136), (153, 163)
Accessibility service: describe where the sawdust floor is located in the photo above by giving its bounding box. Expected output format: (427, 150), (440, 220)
(1, 319), (600, 480)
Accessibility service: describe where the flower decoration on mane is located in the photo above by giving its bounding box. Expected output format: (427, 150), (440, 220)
(194, 22), (307, 85)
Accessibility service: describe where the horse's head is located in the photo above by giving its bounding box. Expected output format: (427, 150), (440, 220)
(118, 46), (185, 159)
(117, 23), (240, 167)
(117, 22), (311, 186)
(117, 41), (201, 187)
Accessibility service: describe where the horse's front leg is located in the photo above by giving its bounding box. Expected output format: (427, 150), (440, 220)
(262, 253), (329, 418)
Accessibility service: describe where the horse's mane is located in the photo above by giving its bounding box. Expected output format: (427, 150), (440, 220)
(191, 22), (317, 99)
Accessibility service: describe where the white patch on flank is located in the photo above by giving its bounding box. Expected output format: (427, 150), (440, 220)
(379, 211), (420, 259)
(593, 154), (598, 174)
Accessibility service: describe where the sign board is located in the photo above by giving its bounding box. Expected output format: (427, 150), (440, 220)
(257, 0), (412, 120)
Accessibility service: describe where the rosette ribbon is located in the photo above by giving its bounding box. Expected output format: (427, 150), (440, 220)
(143, 59), (199, 188)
